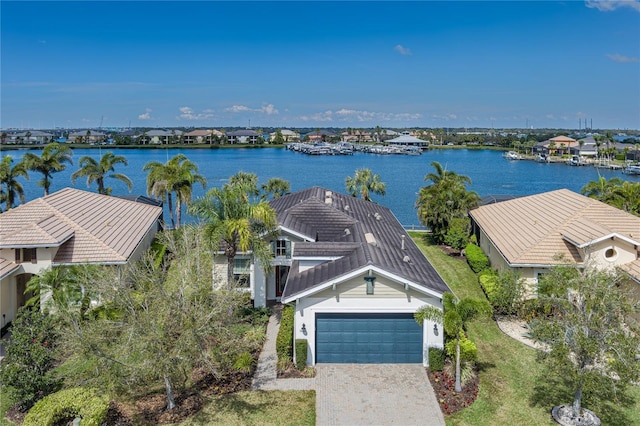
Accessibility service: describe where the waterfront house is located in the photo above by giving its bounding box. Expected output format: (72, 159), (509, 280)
(304, 130), (337, 142)
(536, 135), (577, 156)
(227, 129), (259, 144)
(68, 130), (107, 144)
(0, 188), (163, 329)
(269, 129), (300, 143)
(6, 130), (55, 145)
(469, 189), (640, 290)
(212, 187), (450, 366)
(387, 134), (428, 147)
(183, 129), (224, 144)
(141, 129), (182, 144)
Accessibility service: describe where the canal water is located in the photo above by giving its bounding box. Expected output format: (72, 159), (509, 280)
(2, 147), (637, 228)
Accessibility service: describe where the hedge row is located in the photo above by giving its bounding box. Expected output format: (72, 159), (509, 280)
(465, 243), (490, 273)
(428, 347), (445, 372)
(295, 339), (308, 370)
(23, 387), (109, 426)
(276, 305), (295, 363)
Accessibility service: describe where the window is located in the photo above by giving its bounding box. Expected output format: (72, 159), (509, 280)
(364, 276), (376, 295)
(604, 247), (618, 261)
(274, 240), (291, 258)
(233, 258), (250, 287)
(14, 248), (36, 264)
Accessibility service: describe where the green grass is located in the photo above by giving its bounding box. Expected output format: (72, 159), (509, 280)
(175, 390), (315, 426)
(410, 232), (640, 426)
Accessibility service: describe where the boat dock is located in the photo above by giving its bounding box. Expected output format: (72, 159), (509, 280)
(286, 142), (422, 156)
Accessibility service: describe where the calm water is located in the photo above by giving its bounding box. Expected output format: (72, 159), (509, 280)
(2, 147), (638, 228)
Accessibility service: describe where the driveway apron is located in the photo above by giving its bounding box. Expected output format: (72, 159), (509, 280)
(316, 364), (445, 426)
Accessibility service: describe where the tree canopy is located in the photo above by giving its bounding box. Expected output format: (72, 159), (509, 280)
(345, 168), (386, 202)
(71, 151), (132, 195)
(22, 142), (73, 196)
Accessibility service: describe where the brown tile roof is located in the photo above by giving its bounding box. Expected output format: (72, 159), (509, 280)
(619, 259), (640, 283)
(0, 188), (162, 265)
(469, 189), (640, 266)
(0, 258), (19, 280)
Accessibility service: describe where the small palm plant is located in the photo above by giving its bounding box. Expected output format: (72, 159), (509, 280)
(415, 292), (491, 392)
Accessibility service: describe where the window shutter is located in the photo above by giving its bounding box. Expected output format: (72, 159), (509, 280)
(285, 241), (292, 258)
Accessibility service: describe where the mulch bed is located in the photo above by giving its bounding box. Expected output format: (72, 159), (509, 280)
(427, 368), (480, 416)
(277, 364), (316, 379)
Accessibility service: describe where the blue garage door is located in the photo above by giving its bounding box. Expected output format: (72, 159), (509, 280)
(315, 313), (423, 363)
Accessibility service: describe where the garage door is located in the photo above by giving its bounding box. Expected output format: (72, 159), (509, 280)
(315, 313), (423, 363)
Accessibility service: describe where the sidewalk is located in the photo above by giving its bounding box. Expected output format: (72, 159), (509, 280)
(251, 308), (315, 391)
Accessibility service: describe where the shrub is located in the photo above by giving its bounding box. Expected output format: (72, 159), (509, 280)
(428, 347), (445, 372)
(465, 243), (489, 273)
(491, 270), (525, 316)
(23, 387), (109, 426)
(233, 351), (255, 374)
(445, 334), (478, 364)
(295, 339), (308, 370)
(0, 307), (61, 411)
(276, 306), (295, 364)
(478, 269), (498, 299)
(443, 217), (470, 250)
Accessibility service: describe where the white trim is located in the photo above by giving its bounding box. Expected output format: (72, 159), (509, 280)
(562, 232), (640, 249)
(278, 226), (315, 242)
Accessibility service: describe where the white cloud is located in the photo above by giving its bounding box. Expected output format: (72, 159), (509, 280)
(432, 113), (458, 121)
(300, 108), (421, 123)
(177, 106), (214, 120)
(394, 44), (412, 56)
(607, 53), (640, 63)
(138, 108), (152, 120)
(225, 103), (279, 115)
(585, 0), (640, 12)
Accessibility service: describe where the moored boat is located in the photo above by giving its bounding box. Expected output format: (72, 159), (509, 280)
(503, 151), (522, 160)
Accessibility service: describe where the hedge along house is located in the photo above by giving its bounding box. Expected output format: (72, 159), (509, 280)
(249, 187), (450, 366)
(0, 188), (163, 330)
(469, 189), (640, 291)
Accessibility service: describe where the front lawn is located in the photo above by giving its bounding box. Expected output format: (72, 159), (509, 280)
(410, 232), (640, 426)
(176, 390), (315, 426)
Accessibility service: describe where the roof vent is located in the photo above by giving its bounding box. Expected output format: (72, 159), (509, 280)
(403, 255), (411, 263)
(374, 212), (382, 221)
(365, 232), (377, 246)
(344, 228), (351, 236)
(401, 235), (405, 250)
(344, 205), (350, 211)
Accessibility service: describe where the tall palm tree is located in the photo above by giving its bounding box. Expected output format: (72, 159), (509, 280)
(71, 152), (133, 195)
(22, 142), (73, 196)
(188, 183), (277, 286)
(415, 293), (491, 392)
(416, 161), (479, 243)
(0, 155), (29, 210)
(261, 177), (291, 200)
(226, 171), (259, 199)
(345, 168), (386, 202)
(143, 154), (206, 229)
(580, 175), (624, 205)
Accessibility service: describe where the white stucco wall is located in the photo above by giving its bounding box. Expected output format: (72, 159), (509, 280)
(1, 275), (17, 327)
(292, 279), (444, 366)
(582, 238), (637, 271)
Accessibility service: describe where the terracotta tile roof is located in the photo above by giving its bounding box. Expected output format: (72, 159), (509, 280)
(619, 259), (640, 283)
(469, 189), (640, 266)
(0, 258), (19, 280)
(0, 188), (162, 265)
(272, 187), (450, 300)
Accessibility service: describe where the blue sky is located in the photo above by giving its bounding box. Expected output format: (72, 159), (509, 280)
(1, 1), (639, 130)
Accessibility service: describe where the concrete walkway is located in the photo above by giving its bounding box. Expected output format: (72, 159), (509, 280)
(316, 364), (445, 426)
(252, 309), (444, 425)
(251, 309), (315, 391)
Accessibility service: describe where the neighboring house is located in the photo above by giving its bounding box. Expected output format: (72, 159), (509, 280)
(469, 189), (640, 290)
(227, 129), (259, 144)
(140, 129), (183, 144)
(571, 136), (598, 157)
(536, 135), (577, 155)
(218, 187), (450, 366)
(7, 131), (55, 144)
(0, 188), (163, 328)
(304, 130), (336, 142)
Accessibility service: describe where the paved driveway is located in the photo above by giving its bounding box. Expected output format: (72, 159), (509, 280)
(316, 364), (445, 426)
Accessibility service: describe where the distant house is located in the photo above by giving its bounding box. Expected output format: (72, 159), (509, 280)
(210, 187), (450, 366)
(269, 129), (300, 143)
(469, 189), (640, 290)
(8, 131), (55, 144)
(537, 135), (577, 155)
(0, 188), (163, 327)
(141, 129), (183, 144)
(227, 129), (259, 144)
(340, 130), (373, 143)
(304, 130), (336, 142)
(183, 129), (224, 144)
(387, 134), (428, 147)
(571, 136), (598, 157)
(68, 130), (106, 144)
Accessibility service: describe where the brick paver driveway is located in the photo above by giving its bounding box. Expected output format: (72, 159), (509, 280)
(316, 364), (445, 426)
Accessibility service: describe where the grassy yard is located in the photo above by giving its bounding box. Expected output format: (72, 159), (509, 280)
(176, 390), (315, 426)
(410, 232), (640, 426)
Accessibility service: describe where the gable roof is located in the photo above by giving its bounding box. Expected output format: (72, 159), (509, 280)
(0, 188), (163, 265)
(469, 189), (640, 266)
(271, 187), (450, 300)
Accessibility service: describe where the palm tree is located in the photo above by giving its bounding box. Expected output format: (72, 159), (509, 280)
(345, 168), (386, 202)
(261, 177), (291, 200)
(71, 152), (133, 195)
(415, 293), (490, 392)
(0, 155), (29, 210)
(22, 142), (73, 196)
(188, 184), (278, 286)
(416, 161), (479, 243)
(580, 175), (624, 205)
(25, 265), (85, 315)
(143, 154), (206, 229)
(226, 171), (259, 199)
(612, 181), (640, 216)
